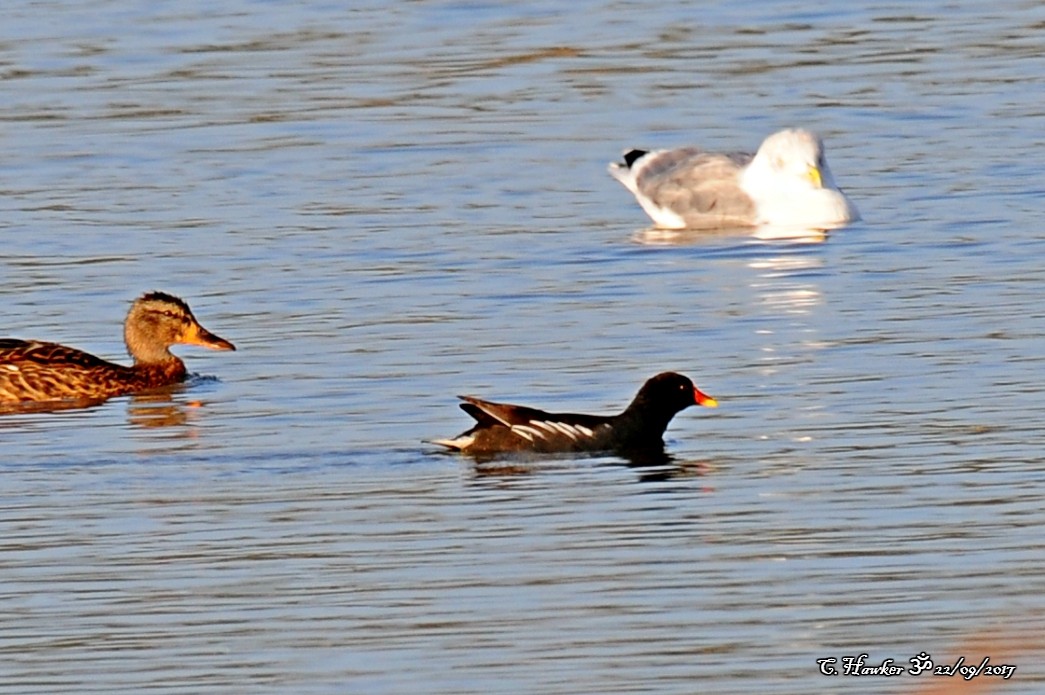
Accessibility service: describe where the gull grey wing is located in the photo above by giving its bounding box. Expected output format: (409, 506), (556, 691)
(638, 151), (757, 222)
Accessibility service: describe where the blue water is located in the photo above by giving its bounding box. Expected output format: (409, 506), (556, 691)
(1, 1), (1044, 692)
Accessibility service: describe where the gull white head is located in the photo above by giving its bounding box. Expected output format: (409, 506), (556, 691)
(742, 128), (859, 229)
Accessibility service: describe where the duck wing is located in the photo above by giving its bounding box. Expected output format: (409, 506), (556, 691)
(454, 396), (614, 452)
(0, 339), (131, 404)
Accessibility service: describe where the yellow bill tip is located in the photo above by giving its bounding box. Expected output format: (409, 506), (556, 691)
(695, 388), (718, 408)
(807, 165), (823, 189)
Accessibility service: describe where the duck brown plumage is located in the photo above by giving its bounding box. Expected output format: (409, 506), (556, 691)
(0, 292), (235, 406)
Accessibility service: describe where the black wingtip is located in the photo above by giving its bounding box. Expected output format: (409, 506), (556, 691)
(622, 149), (649, 168)
(460, 402), (484, 419)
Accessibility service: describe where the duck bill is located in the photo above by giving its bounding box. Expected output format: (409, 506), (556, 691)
(694, 387), (718, 408)
(185, 324), (236, 351)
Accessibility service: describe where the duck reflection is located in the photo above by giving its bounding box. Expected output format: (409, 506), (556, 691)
(126, 388), (194, 429)
(0, 397), (106, 417)
(0, 383), (208, 437)
(466, 446), (714, 484)
(627, 452), (715, 483)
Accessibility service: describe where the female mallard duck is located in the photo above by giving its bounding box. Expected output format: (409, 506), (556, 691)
(0, 291), (235, 405)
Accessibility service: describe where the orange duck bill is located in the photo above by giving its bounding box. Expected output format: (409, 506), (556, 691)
(694, 386), (718, 408)
(183, 324), (236, 351)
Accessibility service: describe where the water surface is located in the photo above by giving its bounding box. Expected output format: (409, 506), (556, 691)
(2, 1), (1045, 692)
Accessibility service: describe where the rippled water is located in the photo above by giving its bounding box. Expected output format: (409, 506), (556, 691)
(2, 1), (1045, 692)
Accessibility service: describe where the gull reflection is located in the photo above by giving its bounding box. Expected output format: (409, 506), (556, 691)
(632, 224), (829, 246)
(630, 225), (826, 316)
(747, 255), (824, 315)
